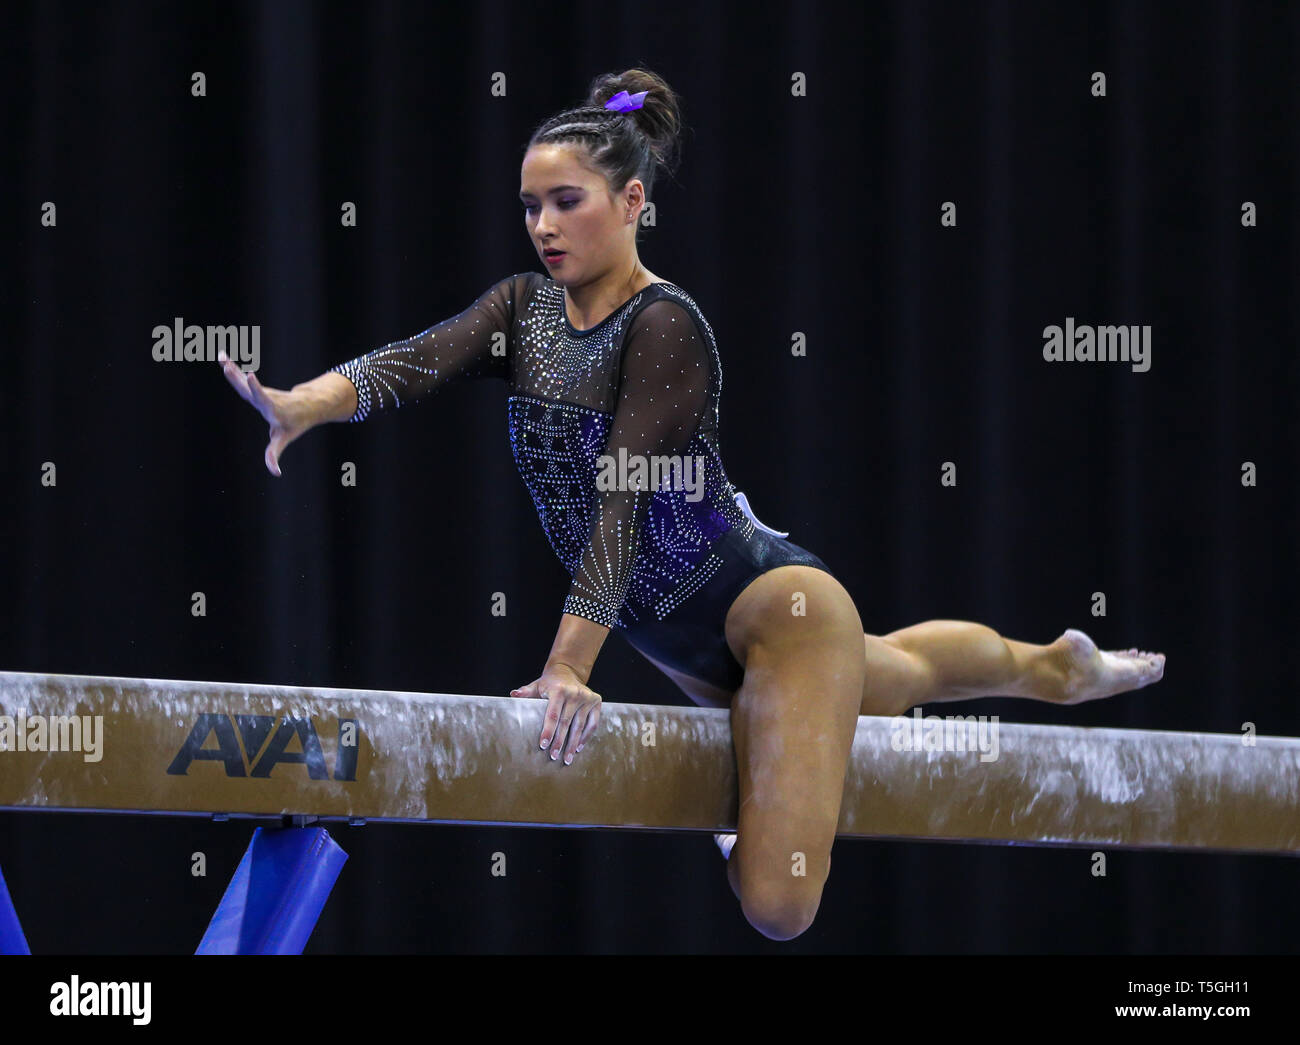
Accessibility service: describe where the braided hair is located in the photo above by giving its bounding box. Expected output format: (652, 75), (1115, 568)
(527, 68), (685, 238)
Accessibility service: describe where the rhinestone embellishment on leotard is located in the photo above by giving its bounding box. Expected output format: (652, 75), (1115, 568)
(503, 279), (750, 628)
(331, 273), (753, 631)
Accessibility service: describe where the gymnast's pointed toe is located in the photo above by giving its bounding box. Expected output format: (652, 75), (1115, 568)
(1056, 628), (1166, 705)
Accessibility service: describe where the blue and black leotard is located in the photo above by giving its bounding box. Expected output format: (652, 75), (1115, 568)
(329, 272), (832, 692)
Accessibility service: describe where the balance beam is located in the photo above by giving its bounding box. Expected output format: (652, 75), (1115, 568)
(0, 670), (1297, 855)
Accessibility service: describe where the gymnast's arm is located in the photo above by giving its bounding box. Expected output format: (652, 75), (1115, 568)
(562, 299), (712, 633)
(516, 300), (712, 763)
(219, 274), (524, 475)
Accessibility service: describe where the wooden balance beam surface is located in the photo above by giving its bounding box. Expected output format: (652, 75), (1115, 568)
(0, 670), (1297, 854)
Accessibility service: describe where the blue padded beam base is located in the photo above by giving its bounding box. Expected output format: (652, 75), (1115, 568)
(0, 862), (30, 955)
(197, 826), (347, 955)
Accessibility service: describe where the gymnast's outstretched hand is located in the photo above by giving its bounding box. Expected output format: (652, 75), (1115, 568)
(217, 349), (316, 477)
(511, 664), (602, 766)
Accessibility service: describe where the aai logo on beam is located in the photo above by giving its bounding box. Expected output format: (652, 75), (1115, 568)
(166, 714), (360, 780)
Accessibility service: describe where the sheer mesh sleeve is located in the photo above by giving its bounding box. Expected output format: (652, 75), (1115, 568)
(329, 274), (527, 421)
(562, 298), (713, 628)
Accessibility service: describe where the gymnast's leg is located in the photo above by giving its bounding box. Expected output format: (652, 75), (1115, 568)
(720, 565), (866, 941)
(858, 621), (1166, 717)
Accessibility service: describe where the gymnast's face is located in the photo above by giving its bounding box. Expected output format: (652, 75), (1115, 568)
(520, 144), (639, 284)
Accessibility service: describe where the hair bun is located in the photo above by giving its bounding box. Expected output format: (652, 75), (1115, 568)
(585, 67), (683, 178)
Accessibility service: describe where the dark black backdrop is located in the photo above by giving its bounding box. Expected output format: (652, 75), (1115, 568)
(1, 0), (1297, 954)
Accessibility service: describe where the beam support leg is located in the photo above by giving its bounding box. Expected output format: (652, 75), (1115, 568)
(0, 862), (30, 955)
(196, 825), (348, 955)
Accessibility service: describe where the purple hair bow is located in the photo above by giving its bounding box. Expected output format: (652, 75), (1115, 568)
(604, 90), (648, 112)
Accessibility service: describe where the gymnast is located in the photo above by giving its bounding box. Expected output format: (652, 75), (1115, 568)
(220, 68), (1165, 941)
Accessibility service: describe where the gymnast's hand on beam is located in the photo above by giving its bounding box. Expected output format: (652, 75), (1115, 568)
(218, 349), (312, 477)
(510, 665), (603, 766)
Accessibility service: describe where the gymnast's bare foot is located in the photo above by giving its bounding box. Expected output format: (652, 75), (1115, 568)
(1053, 628), (1165, 705)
